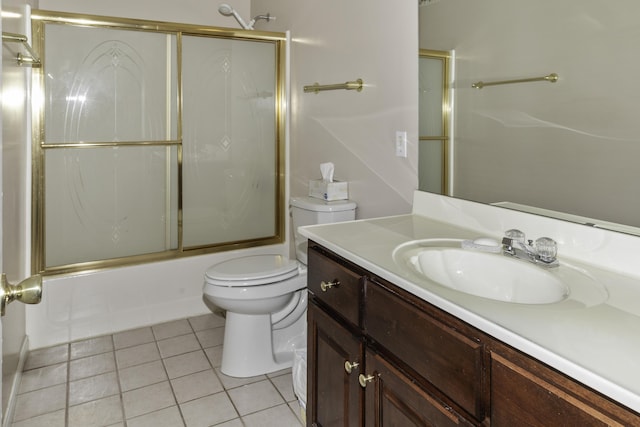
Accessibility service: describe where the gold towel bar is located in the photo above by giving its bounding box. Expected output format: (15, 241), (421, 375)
(472, 73), (558, 89)
(2, 31), (41, 67)
(304, 78), (363, 94)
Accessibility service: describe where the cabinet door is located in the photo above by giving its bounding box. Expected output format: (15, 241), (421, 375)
(308, 301), (363, 427)
(491, 351), (635, 426)
(365, 278), (486, 421)
(362, 349), (475, 427)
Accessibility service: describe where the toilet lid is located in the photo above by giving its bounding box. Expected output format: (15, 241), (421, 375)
(205, 254), (299, 287)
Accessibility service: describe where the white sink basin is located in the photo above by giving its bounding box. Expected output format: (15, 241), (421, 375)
(393, 239), (608, 306)
(412, 248), (568, 304)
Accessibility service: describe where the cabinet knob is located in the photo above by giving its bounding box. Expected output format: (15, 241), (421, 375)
(320, 279), (340, 292)
(358, 373), (376, 388)
(344, 360), (359, 374)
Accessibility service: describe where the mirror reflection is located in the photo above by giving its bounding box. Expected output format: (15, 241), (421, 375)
(419, 0), (640, 235)
(419, 49), (451, 195)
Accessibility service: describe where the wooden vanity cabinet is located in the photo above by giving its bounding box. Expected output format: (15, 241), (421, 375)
(307, 242), (640, 426)
(307, 244), (366, 427)
(307, 243), (479, 426)
(488, 341), (640, 426)
(364, 277), (487, 423)
(362, 347), (476, 427)
(308, 302), (363, 426)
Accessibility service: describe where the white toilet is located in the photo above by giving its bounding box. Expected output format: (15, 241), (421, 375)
(203, 196), (357, 377)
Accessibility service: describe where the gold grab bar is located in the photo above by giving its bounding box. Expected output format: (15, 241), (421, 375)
(2, 31), (42, 67)
(304, 78), (363, 94)
(472, 73), (558, 89)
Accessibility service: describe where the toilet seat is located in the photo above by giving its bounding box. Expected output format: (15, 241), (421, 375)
(205, 254), (299, 287)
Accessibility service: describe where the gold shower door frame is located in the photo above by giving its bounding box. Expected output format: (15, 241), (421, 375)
(32, 10), (286, 274)
(419, 49), (451, 196)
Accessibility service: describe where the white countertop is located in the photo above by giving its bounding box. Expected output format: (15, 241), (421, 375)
(299, 191), (640, 413)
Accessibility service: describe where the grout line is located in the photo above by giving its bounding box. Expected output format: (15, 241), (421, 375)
(12, 314), (305, 426)
(110, 333), (127, 426)
(64, 343), (70, 427)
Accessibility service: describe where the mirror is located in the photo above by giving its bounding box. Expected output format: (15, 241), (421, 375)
(419, 50), (451, 195)
(419, 1), (640, 236)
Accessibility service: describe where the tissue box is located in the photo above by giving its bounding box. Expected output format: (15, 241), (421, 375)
(308, 179), (348, 201)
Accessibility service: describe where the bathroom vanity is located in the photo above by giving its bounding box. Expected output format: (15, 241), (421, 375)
(301, 191), (640, 426)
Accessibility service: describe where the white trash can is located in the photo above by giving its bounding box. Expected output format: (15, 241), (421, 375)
(292, 348), (307, 423)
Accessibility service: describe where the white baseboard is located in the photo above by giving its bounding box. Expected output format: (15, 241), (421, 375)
(2, 336), (29, 427)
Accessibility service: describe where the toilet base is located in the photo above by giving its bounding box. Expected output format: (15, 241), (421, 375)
(220, 311), (304, 377)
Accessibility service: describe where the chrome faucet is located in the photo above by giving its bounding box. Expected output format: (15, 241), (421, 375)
(502, 229), (559, 268)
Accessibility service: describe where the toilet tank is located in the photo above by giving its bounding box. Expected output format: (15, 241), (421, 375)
(290, 196), (356, 264)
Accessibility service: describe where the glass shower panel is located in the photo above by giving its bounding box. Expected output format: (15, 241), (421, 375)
(43, 24), (177, 143)
(419, 52), (449, 195)
(419, 56), (444, 137)
(45, 146), (179, 267)
(181, 36), (278, 247)
(419, 140), (444, 193)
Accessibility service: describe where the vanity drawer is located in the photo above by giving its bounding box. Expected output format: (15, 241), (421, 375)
(307, 244), (363, 327)
(364, 277), (487, 422)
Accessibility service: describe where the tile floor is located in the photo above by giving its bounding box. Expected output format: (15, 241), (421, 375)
(11, 313), (305, 427)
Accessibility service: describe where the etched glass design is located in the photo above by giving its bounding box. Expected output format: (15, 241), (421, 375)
(43, 25), (177, 143)
(39, 19), (281, 270)
(45, 146), (178, 266)
(181, 36), (278, 247)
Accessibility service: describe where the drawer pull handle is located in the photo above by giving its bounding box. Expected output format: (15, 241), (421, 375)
(320, 279), (340, 292)
(344, 360), (359, 374)
(358, 373), (376, 388)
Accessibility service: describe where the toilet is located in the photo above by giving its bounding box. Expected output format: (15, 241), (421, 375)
(203, 196), (357, 377)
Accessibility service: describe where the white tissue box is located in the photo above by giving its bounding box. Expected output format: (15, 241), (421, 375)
(308, 179), (348, 201)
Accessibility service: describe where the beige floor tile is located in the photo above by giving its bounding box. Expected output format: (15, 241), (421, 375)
(70, 335), (114, 359)
(215, 367), (266, 390)
(13, 384), (67, 422)
(188, 313), (225, 331)
(122, 381), (176, 419)
(289, 400), (306, 425)
(271, 372), (297, 402)
(152, 319), (192, 340)
(214, 419), (244, 427)
(180, 392), (238, 427)
(24, 344), (68, 370)
(113, 327), (155, 350)
(227, 379), (285, 416)
(241, 404), (302, 427)
(68, 371), (120, 406)
(195, 327), (224, 348)
(69, 352), (116, 381)
(115, 342), (160, 369)
(204, 346), (223, 368)
(68, 395), (123, 427)
(119, 360), (167, 392)
(157, 333), (200, 358)
(11, 409), (65, 427)
(267, 368), (291, 378)
(126, 405), (185, 427)
(163, 350), (211, 379)
(18, 362), (67, 394)
(14, 316), (301, 427)
(170, 369), (223, 403)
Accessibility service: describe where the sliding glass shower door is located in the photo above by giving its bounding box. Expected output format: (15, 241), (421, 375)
(32, 13), (285, 273)
(42, 24), (179, 268)
(181, 36), (278, 248)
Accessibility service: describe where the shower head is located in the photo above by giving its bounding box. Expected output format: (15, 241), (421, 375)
(217, 4), (234, 16)
(217, 3), (253, 30)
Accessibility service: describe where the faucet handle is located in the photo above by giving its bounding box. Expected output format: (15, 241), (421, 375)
(535, 237), (557, 263)
(505, 229), (525, 244)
